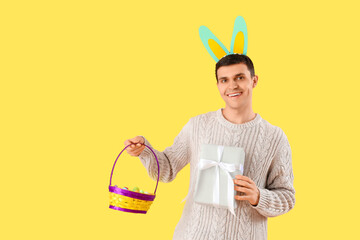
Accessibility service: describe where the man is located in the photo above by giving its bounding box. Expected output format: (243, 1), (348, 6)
(125, 54), (295, 240)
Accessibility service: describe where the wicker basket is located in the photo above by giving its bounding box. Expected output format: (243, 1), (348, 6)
(108, 143), (160, 214)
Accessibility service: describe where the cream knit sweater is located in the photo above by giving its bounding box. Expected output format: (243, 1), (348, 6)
(139, 108), (295, 240)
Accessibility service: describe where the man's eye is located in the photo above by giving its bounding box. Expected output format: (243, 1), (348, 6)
(237, 77), (244, 80)
(221, 79), (227, 83)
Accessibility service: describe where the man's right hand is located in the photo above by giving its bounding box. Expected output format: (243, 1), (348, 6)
(124, 136), (146, 157)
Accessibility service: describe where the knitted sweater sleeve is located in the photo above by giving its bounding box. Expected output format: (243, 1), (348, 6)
(137, 117), (193, 183)
(251, 130), (296, 217)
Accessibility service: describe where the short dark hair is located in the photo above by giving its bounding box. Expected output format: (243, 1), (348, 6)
(215, 54), (255, 81)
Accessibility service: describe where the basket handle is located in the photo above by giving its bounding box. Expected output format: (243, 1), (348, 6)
(109, 143), (160, 194)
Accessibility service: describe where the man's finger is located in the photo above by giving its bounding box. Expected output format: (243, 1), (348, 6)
(132, 145), (146, 156)
(124, 136), (144, 146)
(235, 195), (250, 201)
(130, 143), (144, 149)
(126, 143), (142, 150)
(234, 180), (252, 189)
(127, 144), (142, 152)
(124, 139), (136, 146)
(133, 136), (145, 144)
(235, 180), (254, 188)
(126, 143), (145, 152)
(234, 186), (251, 194)
(234, 175), (254, 184)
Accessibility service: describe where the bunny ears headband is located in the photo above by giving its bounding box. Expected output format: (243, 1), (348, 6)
(199, 16), (248, 62)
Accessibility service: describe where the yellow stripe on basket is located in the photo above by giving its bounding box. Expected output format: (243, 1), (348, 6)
(208, 39), (227, 60)
(233, 31), (244, 54)
(109, 192), (154, 211)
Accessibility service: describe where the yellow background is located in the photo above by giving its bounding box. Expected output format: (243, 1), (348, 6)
(1, 0), (359, 239)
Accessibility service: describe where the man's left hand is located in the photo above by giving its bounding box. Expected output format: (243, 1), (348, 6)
(233, 175), (260, 206)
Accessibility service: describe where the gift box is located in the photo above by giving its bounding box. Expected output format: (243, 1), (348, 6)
(194, 143), (245, 214)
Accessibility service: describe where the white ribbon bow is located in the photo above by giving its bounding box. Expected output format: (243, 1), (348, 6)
(183, 145), (243, 217)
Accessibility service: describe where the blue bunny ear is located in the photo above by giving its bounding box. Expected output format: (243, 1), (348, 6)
(230, 16), (248, 55)
(199, 25), (229, 62)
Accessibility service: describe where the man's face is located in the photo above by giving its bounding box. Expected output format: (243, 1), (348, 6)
(216, 63), (258, 111)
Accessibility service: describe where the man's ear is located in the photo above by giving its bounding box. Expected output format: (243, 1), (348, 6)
(252, 75), (259, 88)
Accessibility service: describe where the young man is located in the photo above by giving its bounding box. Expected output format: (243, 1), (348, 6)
(125, 54), (295, 240)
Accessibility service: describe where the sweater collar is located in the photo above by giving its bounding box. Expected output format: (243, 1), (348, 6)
(216, 108), (262, 130)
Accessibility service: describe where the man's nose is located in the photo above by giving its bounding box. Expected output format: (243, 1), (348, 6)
(230, 80), (239, 89)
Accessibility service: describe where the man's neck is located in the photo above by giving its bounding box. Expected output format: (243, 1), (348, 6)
(221, 107), (256, 124)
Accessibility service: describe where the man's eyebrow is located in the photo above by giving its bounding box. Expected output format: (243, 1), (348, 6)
(218, 73), (246, 79)
(234, 73), (246, 76)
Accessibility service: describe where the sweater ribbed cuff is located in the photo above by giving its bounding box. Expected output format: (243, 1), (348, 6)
(138, 136), (154, 160)
(251, 187), (270, 211)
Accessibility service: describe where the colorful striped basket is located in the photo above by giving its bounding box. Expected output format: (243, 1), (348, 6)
(109, 143), (160, 214)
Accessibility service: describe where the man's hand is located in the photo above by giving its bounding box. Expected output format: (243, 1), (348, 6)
(124, 136), (145, 157)
(233, 175), (260, 206)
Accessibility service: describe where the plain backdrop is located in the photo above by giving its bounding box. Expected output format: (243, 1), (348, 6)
(1, 0), (359, 239)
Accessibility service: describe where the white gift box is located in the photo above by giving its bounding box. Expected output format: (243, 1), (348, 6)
(193, 143), (245, 214)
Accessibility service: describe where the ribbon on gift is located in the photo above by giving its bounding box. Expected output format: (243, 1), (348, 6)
(182, 145), (244, 217)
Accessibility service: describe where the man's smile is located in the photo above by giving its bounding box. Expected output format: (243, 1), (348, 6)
(227, 92), (242, 98)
